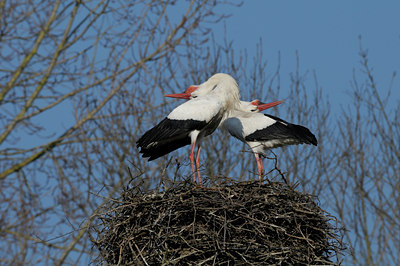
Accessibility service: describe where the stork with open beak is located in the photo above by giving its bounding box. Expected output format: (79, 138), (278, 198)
(136, 73), (241, 186)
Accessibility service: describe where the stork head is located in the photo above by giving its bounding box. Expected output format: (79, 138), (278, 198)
(187, 73), (241, 112)
(164, 73), (240, 109)
(239, 99), (284, 112)
(200, 73), (239, 98)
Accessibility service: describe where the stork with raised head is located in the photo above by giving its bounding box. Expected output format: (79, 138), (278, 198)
(220, 100), (318, 180)
(136, 73), (240, 186)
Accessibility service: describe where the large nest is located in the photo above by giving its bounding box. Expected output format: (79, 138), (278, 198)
(90, 180), (345, 265)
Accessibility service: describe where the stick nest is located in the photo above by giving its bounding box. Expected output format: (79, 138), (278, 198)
(91, 180), (345, 265)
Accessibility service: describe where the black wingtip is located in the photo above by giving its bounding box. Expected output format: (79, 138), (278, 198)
(302, 127), (318, 146)
(311, 136), (318, 146)
(289, 124), (318, 147)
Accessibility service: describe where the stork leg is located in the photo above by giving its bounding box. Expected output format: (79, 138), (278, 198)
(254, 153), (265, 181)
(189, 141), (197, 183)
(195, 146), (202, 186)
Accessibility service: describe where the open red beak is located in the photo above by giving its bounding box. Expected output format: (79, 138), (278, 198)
(164, 92), (191, 99)
(257, 100), (284, 111)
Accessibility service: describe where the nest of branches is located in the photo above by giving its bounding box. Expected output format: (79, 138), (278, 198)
(91, 179), (345, 265)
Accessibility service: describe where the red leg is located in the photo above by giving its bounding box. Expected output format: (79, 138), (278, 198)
(195, 146), (202, 186)
(258, 155), (265, 180)
(189, 141), (196, 183)
(254, 153), (264, 181)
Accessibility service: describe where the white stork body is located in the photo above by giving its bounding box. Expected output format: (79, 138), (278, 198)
(220, 101), (318, 180)
(137, 73), (240, 185)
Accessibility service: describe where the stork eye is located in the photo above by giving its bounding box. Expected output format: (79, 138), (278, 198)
(251, 109), (256, 112)
(192, 95), (197, 98)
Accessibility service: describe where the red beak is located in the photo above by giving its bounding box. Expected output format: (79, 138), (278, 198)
(164, 93), (191, 99)
(257, 100), (284, 111)
(164, 85), (200, 100)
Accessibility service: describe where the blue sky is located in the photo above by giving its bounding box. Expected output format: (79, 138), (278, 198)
(214, 0), (400, 106)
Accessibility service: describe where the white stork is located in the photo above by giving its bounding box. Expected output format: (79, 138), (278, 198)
(220, 100), (318, 180)
(163, 84), (288, 181)
(136, 73), (240, 186)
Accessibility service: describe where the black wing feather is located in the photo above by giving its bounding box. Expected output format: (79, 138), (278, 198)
(136, 118), (207, 161)
(245, 114), (318, 146)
